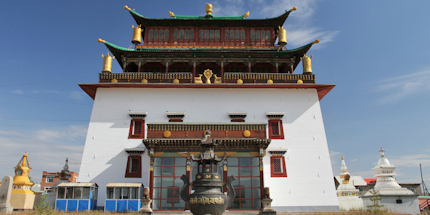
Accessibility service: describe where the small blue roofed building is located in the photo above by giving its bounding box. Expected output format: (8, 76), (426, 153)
(105, 183), (144, 212)
(55, 182), (98, 211)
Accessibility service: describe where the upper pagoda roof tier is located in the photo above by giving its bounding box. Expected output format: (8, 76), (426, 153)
(124, 5), (295, 28)
(98, 39), (316, 71)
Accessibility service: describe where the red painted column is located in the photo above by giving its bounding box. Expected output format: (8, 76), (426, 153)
(193, 61), (197, 81)
(220, 62), (224, 82)
(259, 148), (264, 209)
(165, 62), (169, 73)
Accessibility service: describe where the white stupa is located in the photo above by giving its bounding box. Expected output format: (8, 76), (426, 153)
(362, 148), (419, 214)
(336, 156), (364, 210)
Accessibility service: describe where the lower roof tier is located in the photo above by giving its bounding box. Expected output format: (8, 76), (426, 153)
(99, 40), (314, 71)
(79, 83), (335, 101)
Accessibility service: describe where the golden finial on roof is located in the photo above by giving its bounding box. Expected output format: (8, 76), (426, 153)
(124, 5), (131, 11)
(312, 39), (320, 44)
(206, 3), (213, 15)
(289, 7), (297, 12)
(169, 11), (175, 17)
(379, 148), (385, 152)
(341, 155), (344, 160)
(98, 38), (105, 43)
(244, 11), (250, 18)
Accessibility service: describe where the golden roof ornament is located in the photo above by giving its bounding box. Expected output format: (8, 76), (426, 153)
(169, 11), (175, 17)
(277, 26), (287, 46)
(289, 7), (297, 12)
(312, 39), (320, 44)
(206, 3), (213, 15)
(132, 24), (143, 45)
(301, 53), (313, 74)
(244, 11), (250, 18)
(102, 52), (115, 73)
(124, 5), (131, 11)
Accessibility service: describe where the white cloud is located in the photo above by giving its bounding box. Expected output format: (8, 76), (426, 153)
(374, 70), (430, 104)
(287, 28), (340, 48)
(11, 89), (24, 95)
(212, 0), (338, 48)
(69, 91), (85, 100)
(0, 125), (87, 183)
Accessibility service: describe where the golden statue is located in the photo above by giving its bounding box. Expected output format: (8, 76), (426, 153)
(194, 74), (203, 84)
(203, 69), (213, 84)
(213, 74), (222, 83)
(102, 52), (115, 73)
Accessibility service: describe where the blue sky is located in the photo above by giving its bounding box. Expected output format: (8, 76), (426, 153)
(1, 0), (430, 190)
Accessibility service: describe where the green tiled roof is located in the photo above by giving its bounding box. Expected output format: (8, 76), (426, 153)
(127, 7), (293, 28)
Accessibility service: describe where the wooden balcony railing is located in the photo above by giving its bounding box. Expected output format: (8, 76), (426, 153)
(99, 72), (315, 84)
(135, 41), (277, 49)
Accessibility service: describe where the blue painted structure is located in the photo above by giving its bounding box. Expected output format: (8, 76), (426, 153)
(55, 182), (98, 211)
(105, 183), (143, 212)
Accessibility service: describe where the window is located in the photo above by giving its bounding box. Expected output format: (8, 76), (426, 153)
(44, 187), (52, 192)
(270, 156), (287, 177)
(227, 157), (261, 210)
(129, 119), (144, 139)
(152, 157), (186, 210)
(268, 119), (284, 139)
(125, 156), (142, 178)
(46, 176), (54, 183)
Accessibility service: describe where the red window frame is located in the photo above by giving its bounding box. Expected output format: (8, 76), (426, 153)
(268, 119), (284, 139)
(270, 156), (287, 177)
(129, 119), (145, 139)
(125, 155), (142, 178)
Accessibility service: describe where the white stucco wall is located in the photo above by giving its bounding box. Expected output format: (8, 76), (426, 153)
(363, 195), (420, 214)
(78, 87), (339, 211)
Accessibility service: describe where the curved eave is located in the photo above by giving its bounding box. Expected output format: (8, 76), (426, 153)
(102, 40), (313, 69)
(79, 83), (334, 101)
(128, 9), (291, 28)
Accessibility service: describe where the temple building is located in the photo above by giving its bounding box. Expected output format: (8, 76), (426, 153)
(78, 3), (339, 212)
(362, 148), (419, 214)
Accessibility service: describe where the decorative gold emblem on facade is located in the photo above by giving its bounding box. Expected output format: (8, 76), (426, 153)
(237, 79), (243, 84)
(205, 174), (211, 179)
(111, 78), (118, 83)
(173, 79), (180, 83)
(194, 74), (203, 84)
(203, 69), (213, 84)
(206, 4), (213, 15)
(297, 79), (303, 84)
(213, 74), (222, 83)
(197, 175), (201, 179)
(301, 53), (313, 74)
(214, 175), (219, 179)
(101, 52), (115, 73)
(163, 130), (171, 138)
(243, 130), (251, 137)
(141, 79), (148, 83)
(267, 79), (273, 84)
